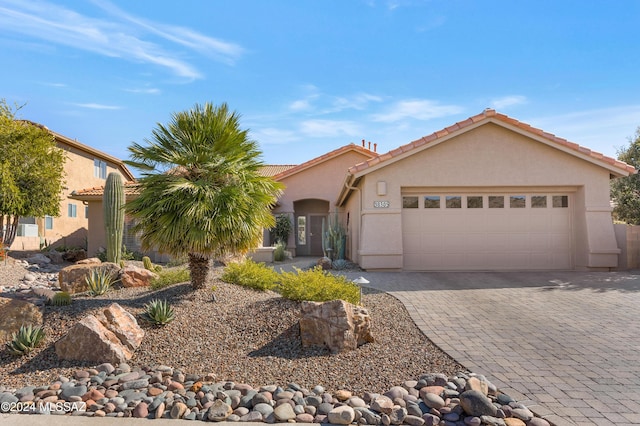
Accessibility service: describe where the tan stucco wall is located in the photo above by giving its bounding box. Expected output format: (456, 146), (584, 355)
(272, 150), (373, 252)
(352, 123), (621, 270)
(12, 141), (129, 251)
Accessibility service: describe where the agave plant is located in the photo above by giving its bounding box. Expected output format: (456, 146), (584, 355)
(48, 291), (72, 306)
(140, 299), (175, 326)
(85, 269), (116, 296)
(6, 325), (45, 356)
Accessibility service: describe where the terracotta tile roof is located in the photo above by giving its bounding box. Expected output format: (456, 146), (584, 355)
(260, 165), (297, 177)
(348, 109), (636, 175)
(273, 143), (378, 180)
(71, 181), (140, 198)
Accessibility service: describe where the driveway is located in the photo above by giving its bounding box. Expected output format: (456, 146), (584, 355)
(342, 270), (640, 426)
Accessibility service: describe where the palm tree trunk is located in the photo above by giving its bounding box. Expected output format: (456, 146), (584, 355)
(188, 252), (210, 289)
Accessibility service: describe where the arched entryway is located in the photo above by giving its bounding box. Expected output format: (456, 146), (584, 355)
(293, 199), (329, 256)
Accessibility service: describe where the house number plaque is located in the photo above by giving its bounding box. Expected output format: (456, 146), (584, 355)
(373, 201), (390, 208)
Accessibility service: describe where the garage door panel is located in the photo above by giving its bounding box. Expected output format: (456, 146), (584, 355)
(403, 191), (573, 270)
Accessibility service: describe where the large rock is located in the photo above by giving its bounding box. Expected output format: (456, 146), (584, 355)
(120, 266), (158, 288)
(26, 253), (51, 266)
(300, 299), (374, 353)
(0, 297), (43, 342)
(55, 303), (144, 364)
(58, 262), (121, 294)
(459, 390), (498, 417)
(62, 249), (87, 262)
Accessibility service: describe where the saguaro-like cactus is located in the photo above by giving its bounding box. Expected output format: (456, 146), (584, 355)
(103, 172), (125, 264)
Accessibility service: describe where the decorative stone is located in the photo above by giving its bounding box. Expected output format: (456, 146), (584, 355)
(55, 303), (144, 364)
(207, 400), (233, 421)
(296, 413), (315, 423)
(0, 297), (43, 342)
(404, 414), (425, 426)
(120, 265), (158, 288)
(274, 402), (296, 421)
(525, 418), (551, 426)
(316, 257), (332, 270)
(133, 402), (148, 418)
(58, 262), (120, 294)
(335, 389), (352, 401)
(328, 405), (356, 425)
(299, 299), (374, 353)
(370, 396), (394, 414)
(466, 377), (489, 396)
(171, 402), (188, 419)
(460, 390), (498, 417)
(422, 392), (445, 410)
(504, 418), (526, 426)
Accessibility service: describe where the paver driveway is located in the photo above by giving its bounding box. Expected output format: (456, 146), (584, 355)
(345, 271), (640, 426)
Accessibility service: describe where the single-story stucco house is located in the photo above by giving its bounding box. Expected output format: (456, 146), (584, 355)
(72, 109), (635, 270)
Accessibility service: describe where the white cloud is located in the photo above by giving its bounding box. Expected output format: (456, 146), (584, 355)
(73, 103), (122, 110)
(252, 127), (300, 145)
(372, 99), (463, 122)
(491, 95), (527, 109)
(330, 93), (383, 112)
(300, 119), (362, 138)
(0, 0), (244, 80)
(124, 87), (161, 95)
(289, 99), (313, 112)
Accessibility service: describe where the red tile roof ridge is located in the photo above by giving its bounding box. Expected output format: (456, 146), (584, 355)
(347, 109), (635, 175)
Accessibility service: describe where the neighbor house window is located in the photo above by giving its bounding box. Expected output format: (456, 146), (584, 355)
(531, 196), (547, 208)
(553, 195), (569, 208)
(510, 195), (526, 208)
(488, 196), (504, 208)
(467, 196), (483, 208)
(424, 196), (440, 209)
(68, 203), (77, 218)
(85, 205), (89, 219)
(297, 216), (306, 245)
(403, 196), (419, 208)
(45, 216), (53, 230)
(446, 196), (462, 208)
(94, 159), (107, 179)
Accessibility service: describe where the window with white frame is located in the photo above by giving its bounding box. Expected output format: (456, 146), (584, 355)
(94, 159), (107, 179)
(45, 216), (53, 230)
(68, 203), (77, 218)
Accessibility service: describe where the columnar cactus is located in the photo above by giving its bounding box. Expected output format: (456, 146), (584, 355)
(103, 172), (125, 264)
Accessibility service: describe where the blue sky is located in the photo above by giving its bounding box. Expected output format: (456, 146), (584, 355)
(1, 0), (640, 172)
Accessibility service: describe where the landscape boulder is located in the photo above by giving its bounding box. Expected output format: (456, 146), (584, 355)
(62, 249), (87, 262)
(316, 257), (332, 270)
(120, 265), (158, 288)
(55, 303), (144, 364)
(76, 257), (102, 265)
(58, 262), (121, 294)
(300, 299), (374, 353)
(0, 297), (43, 342)
(26, 253), (51, 266)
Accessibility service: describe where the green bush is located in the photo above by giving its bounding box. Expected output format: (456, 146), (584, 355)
(47, 291), (72, 306)
(273, 241), (286, 262)
(221, 259), (279, 291)
(278, 266), (360, 305)
(140, 299), (175, 325)
(85, 269), (116, 296)
(6, 325), (45, 356)
(150, 268), (190, 290)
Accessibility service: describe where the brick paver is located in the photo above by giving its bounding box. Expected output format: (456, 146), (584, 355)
(348, 271), (640, 426)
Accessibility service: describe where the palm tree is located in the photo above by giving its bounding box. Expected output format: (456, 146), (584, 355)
(125, 102), (283, 289)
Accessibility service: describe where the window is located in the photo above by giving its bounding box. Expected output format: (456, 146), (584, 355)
(510, 195), (526, 208)
(553, 195), (569, 208)
(85, 205), (89, 219)
(488, 196), (504, 208)
(402, 196), (418, 208)
(467, 196), (483, 209)
(446, 196), (462, 208)
(45, 216), (53, 230)
(297, 216), (306, 245)
(531, 196), (547, 208)
(94, 159), (107, 179)
(424, 196), (440, 209)
(68, 203), (77, 218)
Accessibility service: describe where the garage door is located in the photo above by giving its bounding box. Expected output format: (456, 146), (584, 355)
(402, 192), (572, 270)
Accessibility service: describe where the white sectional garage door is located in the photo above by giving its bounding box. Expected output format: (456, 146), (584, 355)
(402, 191), (573, 270)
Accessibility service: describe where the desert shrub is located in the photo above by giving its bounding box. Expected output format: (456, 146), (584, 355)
(150, 268), (190, 290)
(140, 299), (175, 325)
(331, 259), (349, 270)
(47, 291), (72, 306)
(221, 259), (279, 291)
(86, 269), (116, 296)
(278, 266), (360, 305)
(6, 325), (45, 355)
(273, 241), (286, 262)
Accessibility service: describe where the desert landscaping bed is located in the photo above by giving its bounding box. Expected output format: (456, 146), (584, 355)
(0, 265), (463, 394)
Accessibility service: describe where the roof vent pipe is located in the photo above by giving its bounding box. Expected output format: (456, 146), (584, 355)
(374, 143), (377, 152)
(362, 139), (365, 147)
(368, 141), (371, 150)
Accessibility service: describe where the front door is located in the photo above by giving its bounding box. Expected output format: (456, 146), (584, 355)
(309, 215), (325, 256)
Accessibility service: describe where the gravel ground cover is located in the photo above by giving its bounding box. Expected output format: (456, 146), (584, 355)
(0, 261), (464, 394)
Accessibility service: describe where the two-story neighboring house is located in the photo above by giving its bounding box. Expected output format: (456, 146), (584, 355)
(11, 124), (134, 251)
